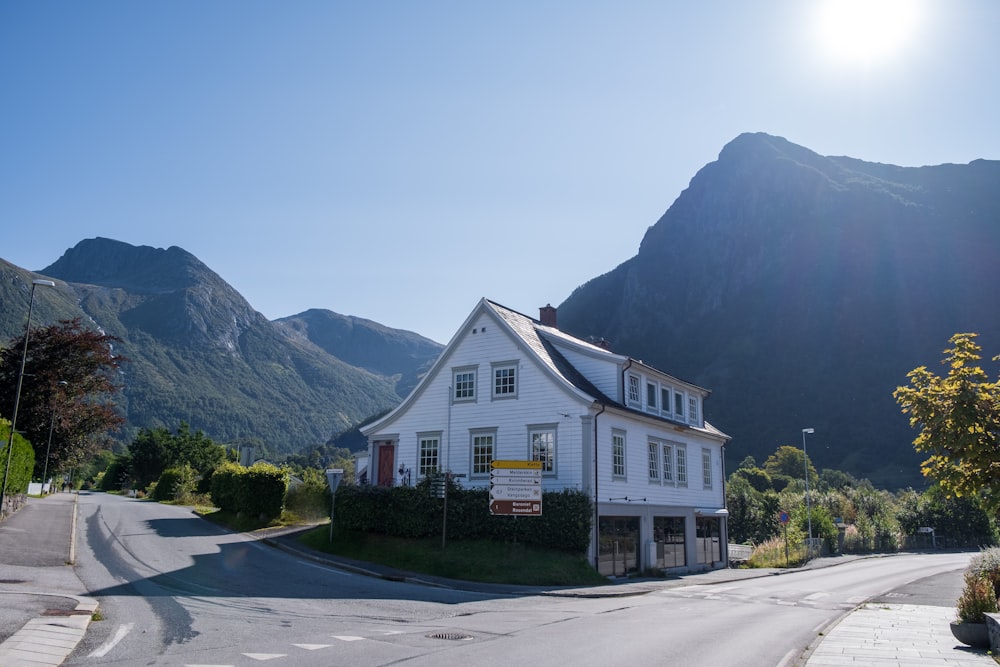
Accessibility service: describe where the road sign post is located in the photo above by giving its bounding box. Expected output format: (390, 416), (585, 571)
(489, 460), (542, 516)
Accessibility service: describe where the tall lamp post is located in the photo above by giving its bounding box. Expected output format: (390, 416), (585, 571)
(802, 427), (815, 548)
(42, 381), (68, 494)
(1, 279), (56, 515)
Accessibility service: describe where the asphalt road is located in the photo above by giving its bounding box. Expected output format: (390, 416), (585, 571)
(59, 492), (973, 667)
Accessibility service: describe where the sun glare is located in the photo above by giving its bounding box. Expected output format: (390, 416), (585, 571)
(816, 0), (920, 66)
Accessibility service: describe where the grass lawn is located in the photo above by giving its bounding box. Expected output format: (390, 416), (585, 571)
(298, 526), (609, 587)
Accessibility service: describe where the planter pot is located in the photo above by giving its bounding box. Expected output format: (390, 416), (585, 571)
(950, 621), (990, 648)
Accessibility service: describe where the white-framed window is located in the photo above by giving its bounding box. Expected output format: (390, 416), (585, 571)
(702, 448), (712, 488)
(688, 395), (700, 426)
(612, 430), (626, 478)
(492, 361), (518, 399)
(674, 392), (685, 420)
(418, 433), (440, 476)
(662, 443), (674, 483)
(647, 441), (660, 481)
(676, 446), (688, 486)
(453, 366), (477, 402)
(646, 382), (658, 412)
(471, 430), (495, 477)
(627, 374), (641, 406)
(530, 426), (556, 474)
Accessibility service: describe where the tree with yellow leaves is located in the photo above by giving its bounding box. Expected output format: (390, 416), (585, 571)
(895, 333), (1000, 511)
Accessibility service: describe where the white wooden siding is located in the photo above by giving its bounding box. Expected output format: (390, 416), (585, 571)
(367, 312), (591, 492)
(595, 411), (725, 508)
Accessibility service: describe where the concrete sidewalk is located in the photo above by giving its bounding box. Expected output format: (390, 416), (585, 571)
(0, 493), (98, 667)
(804, 603), (994, 666)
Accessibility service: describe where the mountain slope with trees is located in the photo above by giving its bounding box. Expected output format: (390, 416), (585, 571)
(557, 133), (1000, 488)
(0, 239), (437, 457)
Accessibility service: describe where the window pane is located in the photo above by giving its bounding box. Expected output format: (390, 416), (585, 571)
(419, 438), (439, 476)
(662, 444), (673, 482)
(494, 367), (516, 396)
(531, 430), (555, 472)
(647, 383), (658, 409)
(454, 371), (475, 399)
(612, 433), (625, 477)
(677, 448), (687, 484)
(647, 442), (659, 480)
(473, 435), (494, 474)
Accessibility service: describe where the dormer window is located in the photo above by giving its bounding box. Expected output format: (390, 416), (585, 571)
(674, 391), (685, 419)
(627, 374), (641, 406)
(688, 395), (700, 426)
(646, 382), (658, 412)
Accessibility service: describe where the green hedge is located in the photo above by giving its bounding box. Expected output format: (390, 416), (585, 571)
(210, 461), (288, 519)
(334, 480), (592, 553)
(0, 419), (35, 496)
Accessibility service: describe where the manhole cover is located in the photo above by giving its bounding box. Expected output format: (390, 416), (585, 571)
(427, 632), (474, 641)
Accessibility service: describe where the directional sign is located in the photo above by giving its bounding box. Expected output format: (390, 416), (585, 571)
(490, 460), (543, 516)
(490, 499), (542, 516)
(778, 510), (790, 524)
(489, 485), (542, 501)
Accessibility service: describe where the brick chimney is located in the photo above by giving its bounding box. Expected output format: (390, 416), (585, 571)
(539, 304), (557, 328)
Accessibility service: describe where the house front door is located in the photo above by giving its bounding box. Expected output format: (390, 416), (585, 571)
(376, 443), (395, 486)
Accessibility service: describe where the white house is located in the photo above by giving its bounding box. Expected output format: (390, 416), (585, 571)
(361, 299), (731, 575)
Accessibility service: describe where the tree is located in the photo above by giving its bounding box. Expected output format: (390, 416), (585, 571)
(763, 445), (817, 490)
(0, 318), (125, 476)
(127, 423), (225, 490)
(894, 333), (1000, 511)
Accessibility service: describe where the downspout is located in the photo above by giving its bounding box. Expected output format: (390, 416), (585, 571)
(593, 402), (606, 572)
(721, 436), (730, 567)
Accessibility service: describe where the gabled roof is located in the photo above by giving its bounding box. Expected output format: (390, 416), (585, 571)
(362, 298), (729, 441)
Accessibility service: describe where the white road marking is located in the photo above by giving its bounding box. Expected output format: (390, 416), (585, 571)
(89, 622), (134, 657)
(244, 654), (286, 661)
(333, 635), (366, 641)
(293, 644), (332, 650)
(805, 591), (830, 600)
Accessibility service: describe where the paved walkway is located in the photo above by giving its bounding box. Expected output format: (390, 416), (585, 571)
(804, 603), (994, 666)
(0, 493), (98, 667)
(1, 495), (996, 666)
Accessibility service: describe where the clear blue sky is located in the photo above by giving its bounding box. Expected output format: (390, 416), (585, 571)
(2, 1), (997, 344)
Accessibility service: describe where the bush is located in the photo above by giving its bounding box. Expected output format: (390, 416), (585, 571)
(209, 462), (287, 519)
(0, 419), (35, 497)
(956, 547), (1000, 623)
(152, 465), (197, 502)
(957, 571), (998, 623)
(334, 483), (592, 553)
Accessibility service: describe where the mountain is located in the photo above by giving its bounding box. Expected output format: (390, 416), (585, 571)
(274, 309), (441, 398)
(556, 133), (1000, 488)
(0, 238), (440, 456)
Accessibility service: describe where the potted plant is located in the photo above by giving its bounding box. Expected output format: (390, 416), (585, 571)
(951, 555), (1000, 648)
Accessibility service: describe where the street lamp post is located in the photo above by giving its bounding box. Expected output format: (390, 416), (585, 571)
(42, 381), (68, 494)
(1, 279), (56, 515)
(802, 427), (815, 551)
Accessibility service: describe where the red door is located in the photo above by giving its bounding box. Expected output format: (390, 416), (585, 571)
(377, 443), (395, 486)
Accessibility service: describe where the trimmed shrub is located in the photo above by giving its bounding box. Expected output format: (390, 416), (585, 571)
(0, 420), (34, 496)
(333, 483), (592, 554)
